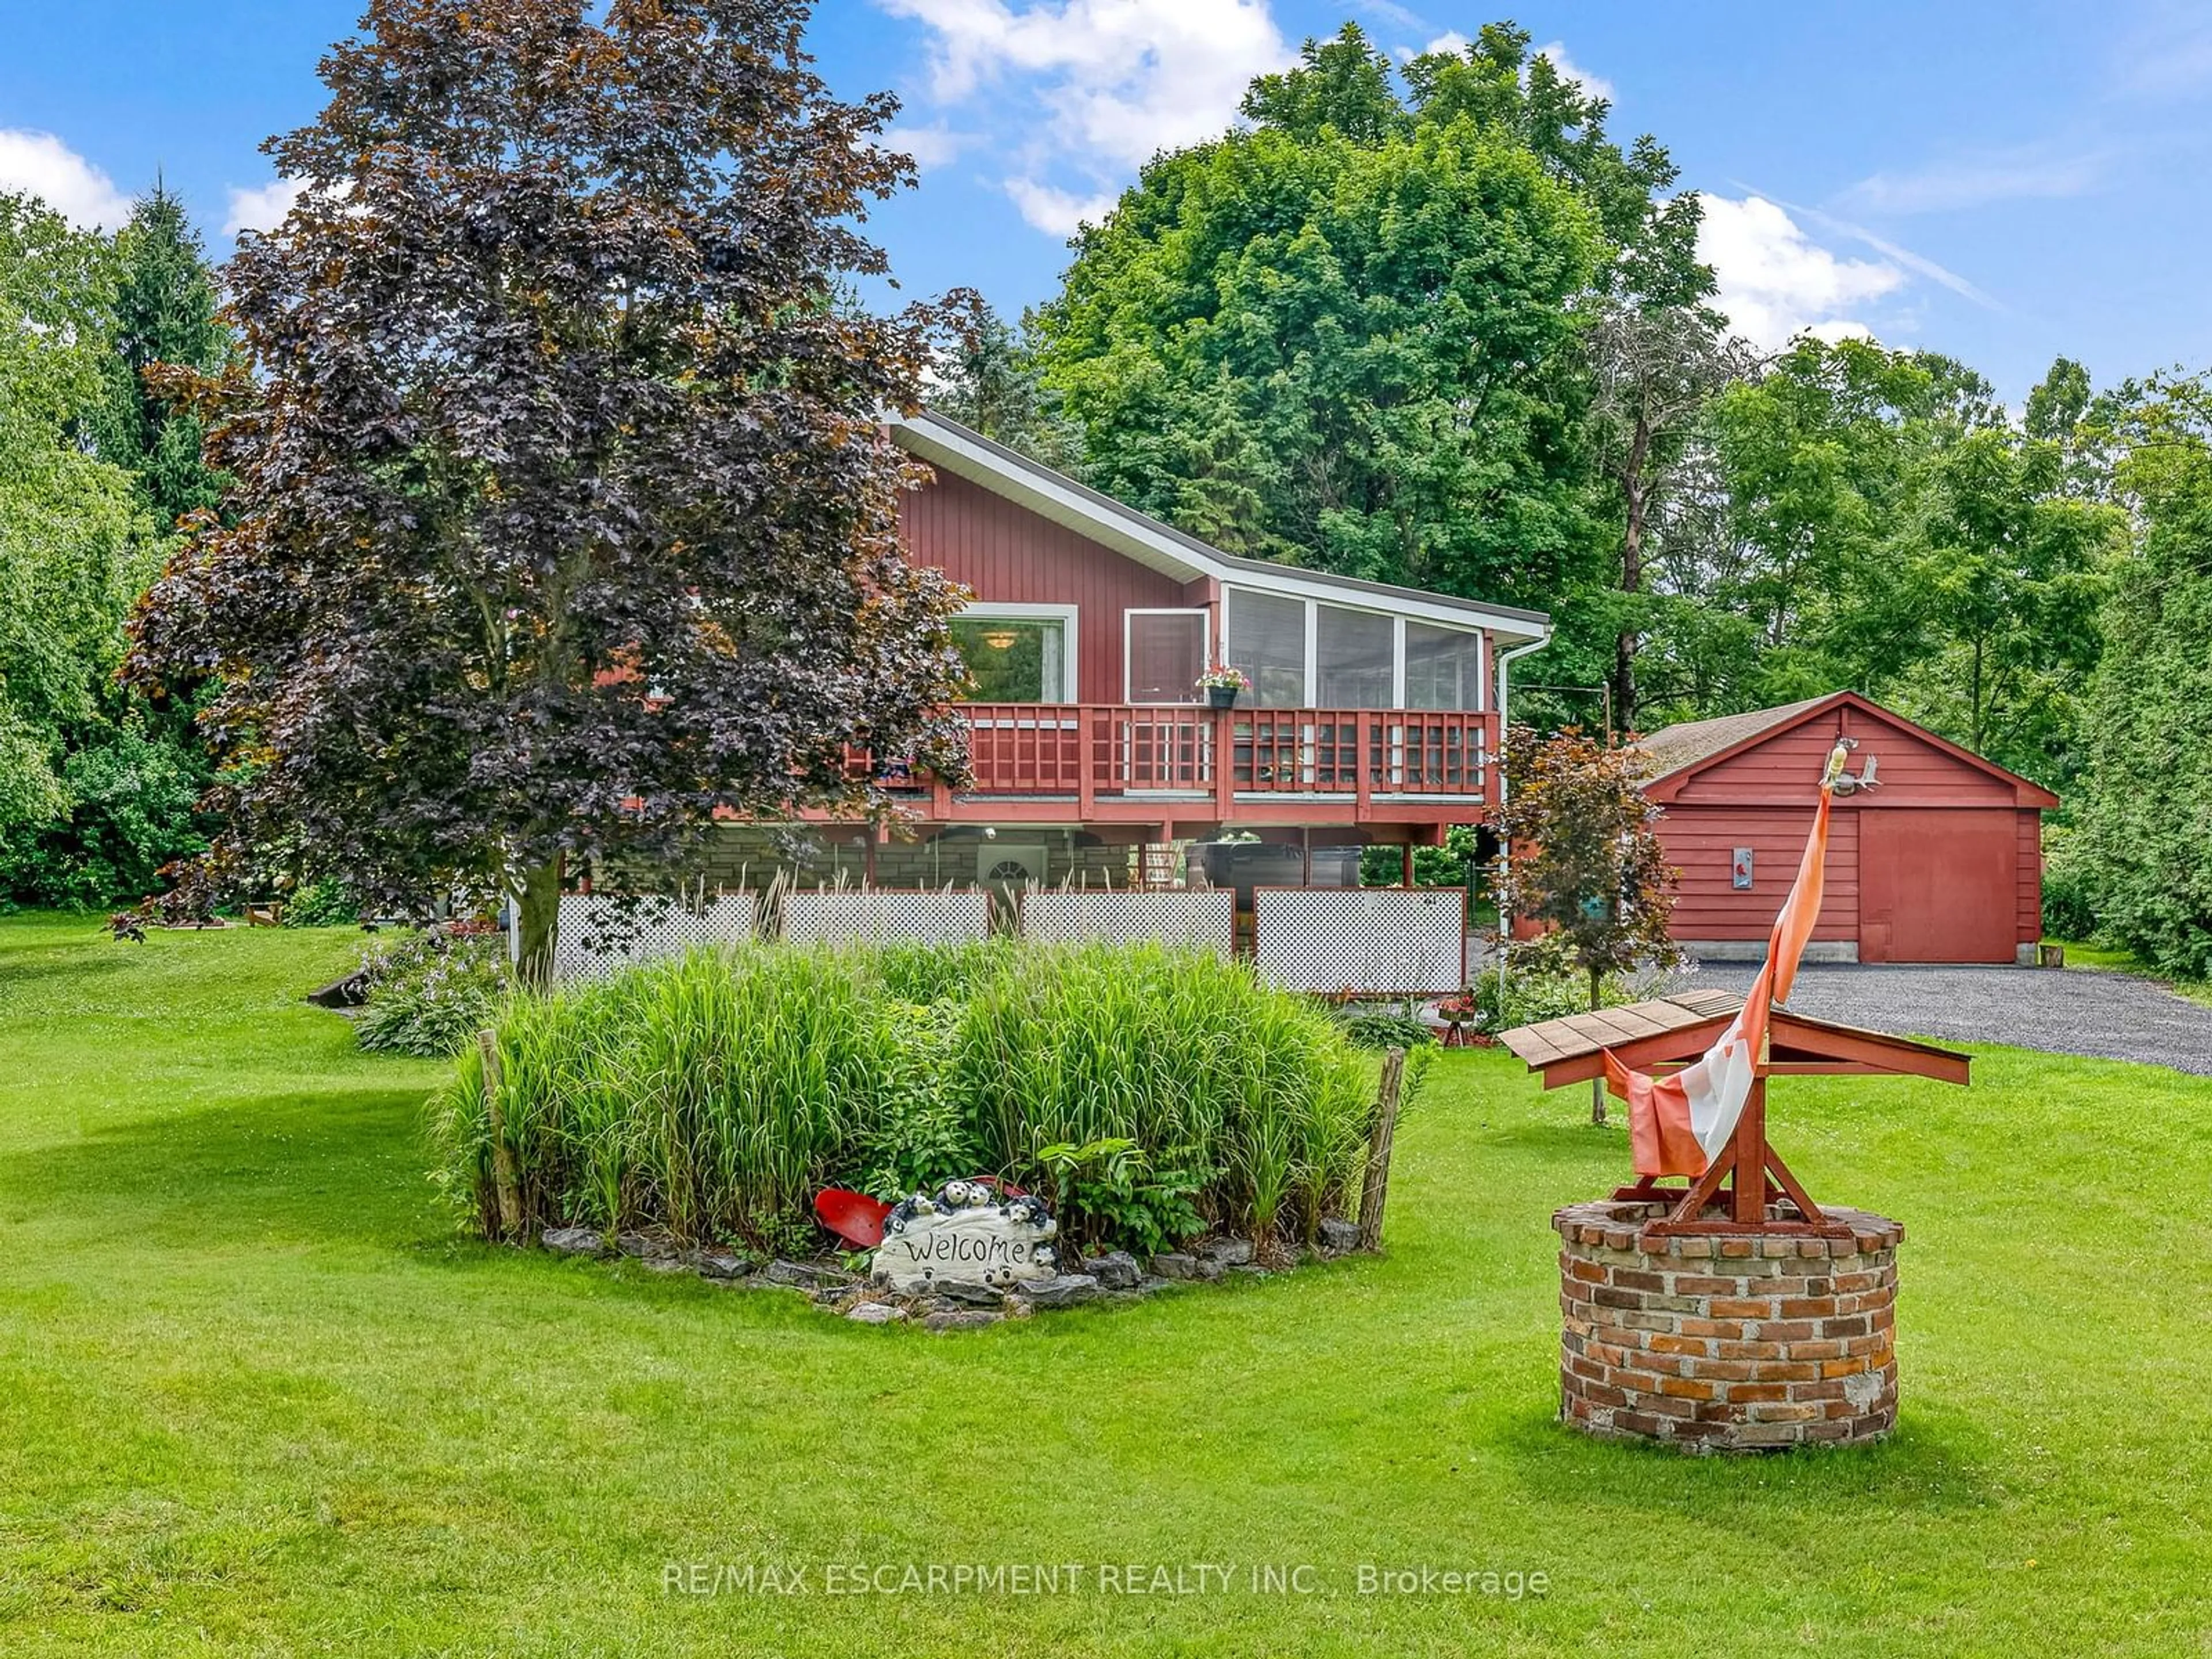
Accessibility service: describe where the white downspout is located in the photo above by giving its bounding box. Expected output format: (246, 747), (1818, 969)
(1491, 633), (1551, 1011)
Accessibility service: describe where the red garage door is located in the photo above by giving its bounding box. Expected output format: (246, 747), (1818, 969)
(1859, 809), (2018, 963)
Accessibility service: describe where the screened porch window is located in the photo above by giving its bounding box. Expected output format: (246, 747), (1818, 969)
(1317, 605), (1394, 707)
(948, 612), (1071, 703)
(1404, 622), (1484, 711)
(1225, 590), (1308, 707)
(1222, 585), (1492, 709)
(1126, 609), (1207, 703)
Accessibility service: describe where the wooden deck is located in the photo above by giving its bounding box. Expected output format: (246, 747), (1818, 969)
(849, 703), (1499, 827)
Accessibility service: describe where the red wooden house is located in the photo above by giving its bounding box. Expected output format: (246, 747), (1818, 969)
(1638, 692), (2059, 965)
(700, 410), (1551, 895)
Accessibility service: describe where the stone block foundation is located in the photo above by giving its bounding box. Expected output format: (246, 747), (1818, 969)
(1551, 1198), (1903, 1453)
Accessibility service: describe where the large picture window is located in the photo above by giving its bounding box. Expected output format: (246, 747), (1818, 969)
(1209, 587), (1494, 710)
(948, 607), (1075, 703)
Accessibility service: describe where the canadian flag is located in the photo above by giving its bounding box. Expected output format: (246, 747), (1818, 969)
(1603, 744), (1847, 1177)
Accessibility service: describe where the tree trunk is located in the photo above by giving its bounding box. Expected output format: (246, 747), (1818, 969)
(1970, 637), (1984, 752)
(1588, 965), (1607, 1126)
(514, 856), (563, 990)
(1613, 411), (1651, 733)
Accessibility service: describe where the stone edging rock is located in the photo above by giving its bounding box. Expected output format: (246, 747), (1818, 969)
(538, 1225), (1366, 1329)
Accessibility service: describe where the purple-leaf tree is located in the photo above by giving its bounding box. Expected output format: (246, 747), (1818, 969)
(128, 0), (971, 983)
(1493, 723), (1682, 1124)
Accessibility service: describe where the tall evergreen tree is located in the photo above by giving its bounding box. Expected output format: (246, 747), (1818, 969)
(2074, 376), (2212, 978)
(87, 184), (229, 530)
(930, 294), (1085, 475)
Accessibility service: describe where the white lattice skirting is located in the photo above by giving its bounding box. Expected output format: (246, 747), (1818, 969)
(544, 893), (759, 981)
(777, 889), (993, 947)
(1252, 887), (1467, 995)
(1018, 889), (1236, 956)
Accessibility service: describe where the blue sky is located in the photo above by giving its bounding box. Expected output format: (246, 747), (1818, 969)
(5, 1), (2211, 400)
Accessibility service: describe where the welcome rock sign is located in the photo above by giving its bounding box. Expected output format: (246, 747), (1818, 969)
(870, 1181), (1060, 1293)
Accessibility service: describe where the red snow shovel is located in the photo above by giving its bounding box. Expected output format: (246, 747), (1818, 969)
(813, 1188), (894, 1249)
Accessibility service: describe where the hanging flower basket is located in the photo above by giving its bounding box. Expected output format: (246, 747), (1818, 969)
(1197, 665), (1250, 709)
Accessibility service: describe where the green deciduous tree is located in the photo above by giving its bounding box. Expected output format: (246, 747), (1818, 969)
(1576, 295), (1760, 730)
(1883, 370), (2120, 784)
(128, 0), (971, 981)
(2, 184), (231, 911)
(1031, 22), (1616, 609)
(0, 193), (154, 842)
(1693, 342), (2119, 791)
(1703, 336), (1949, 692)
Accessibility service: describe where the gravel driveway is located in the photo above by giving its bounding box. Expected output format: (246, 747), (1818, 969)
(1692, 963), (2212, 1076)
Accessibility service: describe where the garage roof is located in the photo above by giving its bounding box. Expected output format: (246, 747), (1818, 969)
(1634, 696), (1834, 782)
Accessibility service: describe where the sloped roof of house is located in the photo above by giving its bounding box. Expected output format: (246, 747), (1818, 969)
(1634, 690), (2061, 808)
(1633, 695), (1835, 782)
(889, 408), (1552, 643)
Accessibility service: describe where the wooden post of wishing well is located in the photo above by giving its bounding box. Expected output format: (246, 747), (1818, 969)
(1357, 1047), (1407, 1252)
(479, 1028), (522, 1241)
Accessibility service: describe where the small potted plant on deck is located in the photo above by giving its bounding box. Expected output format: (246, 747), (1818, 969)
(1197, 663), (1251, 710)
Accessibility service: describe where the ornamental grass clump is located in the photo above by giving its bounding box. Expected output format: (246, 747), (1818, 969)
(439, 945), (908, 1248)
(943, 944), (1373, 1252)
(435, 940), (1376, 1257)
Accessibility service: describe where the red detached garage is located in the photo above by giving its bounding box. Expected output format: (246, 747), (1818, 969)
(1638, 692), (2059, 965)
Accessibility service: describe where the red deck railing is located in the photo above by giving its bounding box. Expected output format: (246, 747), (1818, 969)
(909, 703), (1496, 808)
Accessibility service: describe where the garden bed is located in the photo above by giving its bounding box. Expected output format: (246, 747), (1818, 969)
(438, 940), (1400, 1274)
(533, 1218), (1372, 1331)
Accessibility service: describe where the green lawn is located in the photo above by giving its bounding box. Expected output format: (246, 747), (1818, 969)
(3, 914), (2210, 1657)
(2046, 936), (2212, 1006)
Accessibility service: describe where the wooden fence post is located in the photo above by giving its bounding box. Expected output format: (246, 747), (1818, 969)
(479, 1028), (522, 1242)
(1357, 1047), (1406, 1252)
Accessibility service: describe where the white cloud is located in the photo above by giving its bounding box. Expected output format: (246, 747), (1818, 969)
(877, 0), (1291, 234)
(1792, 206), (2001, 311)
(1837, 145), (2108, 215)
(1697, 194), (1905, 349)
(1423, 31), (1470, 56)
(223, 176), (307, 237)
(2113, 1), (2212, 96)
(1004, 179), (1120, 236)
(1533, 40), (1614, 103)
(0, 130), (132, 229)
(1355, 0), (1427, 30)
(884, 123), (971, 173)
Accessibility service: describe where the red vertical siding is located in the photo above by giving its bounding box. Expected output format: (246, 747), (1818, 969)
(899, 472), (1190, 703)
(2017, 808), (2042, 945)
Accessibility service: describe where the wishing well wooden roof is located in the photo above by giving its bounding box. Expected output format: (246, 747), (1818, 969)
(1499, 991), (1969, 1086)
